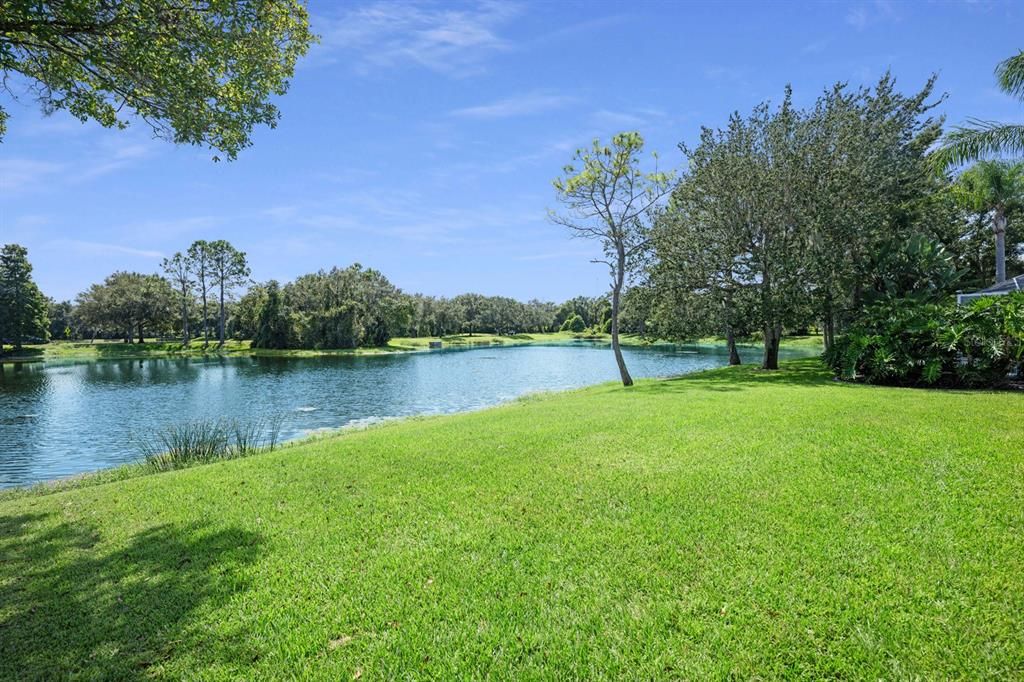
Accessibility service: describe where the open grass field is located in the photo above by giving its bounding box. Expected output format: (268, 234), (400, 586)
(2, 359), (1018, 678)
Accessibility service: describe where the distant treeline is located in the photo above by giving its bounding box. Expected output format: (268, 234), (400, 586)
(2, 240), (636, 351)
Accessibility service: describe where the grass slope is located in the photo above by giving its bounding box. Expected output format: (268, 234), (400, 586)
(1, 360), (1019, 679)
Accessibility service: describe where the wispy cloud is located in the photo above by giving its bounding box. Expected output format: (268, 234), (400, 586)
(0, 159), (66, 193)
(50, 240), (164, 260)
(314, 1), (520, 76)
(845, 0), (898, 30)
(450, 92), (575, 118)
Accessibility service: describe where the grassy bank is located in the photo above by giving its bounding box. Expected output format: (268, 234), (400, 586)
(1, 359), (1019, 678)
(1, 332), (822, 364)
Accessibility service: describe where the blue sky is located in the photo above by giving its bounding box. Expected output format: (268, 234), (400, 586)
(1, 0), (1022, 303)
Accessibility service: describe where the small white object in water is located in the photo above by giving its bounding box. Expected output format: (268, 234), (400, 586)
(296, 406), (318, 412)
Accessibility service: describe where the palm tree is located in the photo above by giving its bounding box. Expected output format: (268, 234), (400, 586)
(953, 161), (1024, 283)
(933, 51), (1024, 168)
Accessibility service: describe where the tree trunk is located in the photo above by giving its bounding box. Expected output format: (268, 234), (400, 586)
(181, 288), (190, 347)
(762, 323), (781, 370)
(138, 323), (144, 344)
(611, 248), (633, 387)
(994, 210), (1007, 284)
(218, 282), (226, 347)
(201, 290), (209, 347)
(723, 286), (740, 365)
(726, 326), (741, 365)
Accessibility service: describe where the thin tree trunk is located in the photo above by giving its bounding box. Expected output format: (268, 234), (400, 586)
(138, 323), (144, 344)
(181, 298), (190, 346)
(611, 248), (633, 387)
(994, 211), (1007, 284)
(762, 323), (781, 370)
(218, 282), (226, 347)
(723, 284), (741, 365)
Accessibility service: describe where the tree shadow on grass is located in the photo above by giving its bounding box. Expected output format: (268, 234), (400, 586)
(0, 511), (263, 679)
(636, 358), (838, 394)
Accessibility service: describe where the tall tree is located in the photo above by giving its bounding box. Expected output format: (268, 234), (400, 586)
(0, 0), (315, 160)
(74, 272), (174, 343)
(252, 281), (291, 349)
(186, 240), (213, 346)
(933, 51), (1024, 167)
(207, 240), (250, 346)
(0, 244), (48, 351)
(161, 252), (194, 346)
(952, 161), (1024, 284)
(552, 132), (672, 386)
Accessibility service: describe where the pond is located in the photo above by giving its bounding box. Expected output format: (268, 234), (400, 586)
(0, 342), (814, 488)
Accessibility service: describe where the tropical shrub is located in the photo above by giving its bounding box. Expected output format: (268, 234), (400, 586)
(825, 293), (1024, 388)
(560, 314), (586, 333)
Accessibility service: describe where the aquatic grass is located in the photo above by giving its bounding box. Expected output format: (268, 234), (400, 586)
(1, 359), (1020, 678)
(141, 415), (284, 472)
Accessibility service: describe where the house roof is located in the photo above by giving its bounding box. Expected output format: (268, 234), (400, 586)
(976, 274), (1024, 295)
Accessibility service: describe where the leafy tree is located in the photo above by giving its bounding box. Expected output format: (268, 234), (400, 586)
(0, 0), (315, 159)
(186, 240), (213, 346)
(161, 252), (194, 345)
(74, 271), (174, 342)
(952, 161), (1024, 284)
(207, 240), (250, 346)
(559, 314), (585, 333)
(933, 51), (1024, 167)
(252, 281), (291, 349)
(47, 298), (74, 340)
(552, 132), (673, 385)
(0, 244), (49, 351)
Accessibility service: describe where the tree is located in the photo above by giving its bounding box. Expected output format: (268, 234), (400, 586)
(186, 240), (213, 346)
(552, 132), (672, 386)
(0, 244), (48, 351)
(933, 51), (1024, 167)
(952, 161), (1024, 284)
(252, 281), (291, 349)
(161, 252), (194, 345)
(74, 271), (174, 343)
(559, 314), (586, 333)
(47, 298), (74, 340)
(0, 0), (315, 160)
(207, 240), (250, 346)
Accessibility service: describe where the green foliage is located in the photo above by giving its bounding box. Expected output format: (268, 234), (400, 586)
(825, 293), (1024, 387)
(74, 270), (175, 342)
(0, 244), (49, 351)
(0, 0), (316, 159)
(559, 313), (586, 333)
(251, 281), (291, 349)
(933, 51), (1024, 167)
(140, 416), (282, 472)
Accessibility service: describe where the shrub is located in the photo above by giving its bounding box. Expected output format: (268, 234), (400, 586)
(560, 314), (586, 333)
(824, 293), (1024, 388)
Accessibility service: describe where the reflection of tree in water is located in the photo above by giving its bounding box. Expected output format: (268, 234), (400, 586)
(82, 358), (206, 387)
(0, 512), (263, 678)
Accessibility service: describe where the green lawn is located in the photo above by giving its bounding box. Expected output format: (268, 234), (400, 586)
(2, 359), (1018, 678)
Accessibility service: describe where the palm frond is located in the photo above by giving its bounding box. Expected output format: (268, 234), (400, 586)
(996, 50), (1024, 99)
(931, 120), (1024, 169)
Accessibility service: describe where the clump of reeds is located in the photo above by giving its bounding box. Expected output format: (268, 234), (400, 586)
(140, 415), (284, 472)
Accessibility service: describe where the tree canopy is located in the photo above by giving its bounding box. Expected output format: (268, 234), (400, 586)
(0, 0), (316, 159)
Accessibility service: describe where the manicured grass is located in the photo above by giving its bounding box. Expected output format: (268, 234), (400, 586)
(2, 359), (1019, 678)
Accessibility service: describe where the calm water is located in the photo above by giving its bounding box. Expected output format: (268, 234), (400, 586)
(0, 342), (809, 488)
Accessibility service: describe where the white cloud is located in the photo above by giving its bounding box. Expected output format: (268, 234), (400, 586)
(314, 0), (520, 76)
(450, 92), (575, 119)
(50, 240), (164, 260)
(0, 159), (67, 193)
